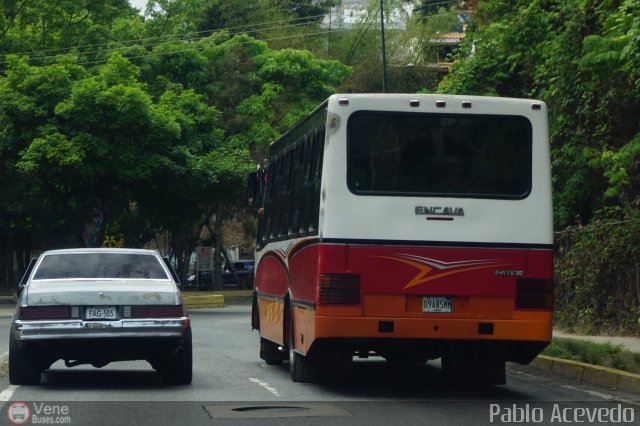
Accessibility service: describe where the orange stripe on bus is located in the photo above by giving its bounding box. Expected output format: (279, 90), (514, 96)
(315, 316), (552, 342)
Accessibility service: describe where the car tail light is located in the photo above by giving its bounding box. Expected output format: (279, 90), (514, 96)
(319, 274), (360, 304)
(20, 306), (71, 320)
(516, 278), (554, 309)
(131, 305), (185, 318)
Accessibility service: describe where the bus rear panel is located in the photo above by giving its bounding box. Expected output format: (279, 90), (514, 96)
(253, 94), (553, 384)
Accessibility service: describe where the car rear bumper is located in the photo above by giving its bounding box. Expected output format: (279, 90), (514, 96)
(12, 317), (190, 341)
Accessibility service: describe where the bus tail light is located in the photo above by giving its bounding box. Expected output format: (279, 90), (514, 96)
(515, 278), (554, 309)
(319, 274), (360, 304)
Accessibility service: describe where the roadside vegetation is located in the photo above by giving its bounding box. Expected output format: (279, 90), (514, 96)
(433, 0), (640, 335)
(1, 0), (639, 335)
(543, 338), (640, 375)
(0, 0), (352, 283)
(0, 0), (460, 286)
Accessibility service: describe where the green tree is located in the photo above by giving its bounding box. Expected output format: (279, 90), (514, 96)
(0, 0), (352, 287)
(0, 0), (136, 55)
(437, 0), (640, 227)
(436, 0), (640, 333)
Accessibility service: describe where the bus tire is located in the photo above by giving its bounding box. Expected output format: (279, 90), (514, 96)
(260, 337), (285, 366)
(289, 349), (318, 383)
(288, 320), (318, 383)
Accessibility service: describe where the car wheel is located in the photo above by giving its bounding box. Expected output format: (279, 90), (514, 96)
(9, 332), (42, 385)
(161, 328), (193, 385)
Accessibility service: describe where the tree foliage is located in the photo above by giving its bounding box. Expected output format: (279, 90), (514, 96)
(0, 0), (350, 285)
(437, 0), (640, 228)
(436, 0), (640, 332)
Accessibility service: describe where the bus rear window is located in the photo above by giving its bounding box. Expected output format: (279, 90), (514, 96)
(347, 112), (532, 198)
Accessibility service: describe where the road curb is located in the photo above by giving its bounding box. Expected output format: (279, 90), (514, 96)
(529, 354), (640, 394)
(182, 293), (224, 309)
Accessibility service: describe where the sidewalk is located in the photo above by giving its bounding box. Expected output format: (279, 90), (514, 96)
(522, 329), (640, 394)
(553, 329), (640, 354)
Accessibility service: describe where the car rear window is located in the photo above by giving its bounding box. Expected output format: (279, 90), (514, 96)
(33, 253), (169, 280)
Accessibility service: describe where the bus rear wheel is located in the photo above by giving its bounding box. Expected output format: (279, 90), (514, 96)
(289, 348), (319, 383)
(288, 320), (318, 383)
(260, 338), (285, 366)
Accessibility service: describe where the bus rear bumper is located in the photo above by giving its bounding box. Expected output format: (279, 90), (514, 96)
(314, 315), (551, 364)
(316, 315), (552, 341)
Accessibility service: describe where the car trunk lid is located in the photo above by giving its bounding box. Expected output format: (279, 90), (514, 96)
(24, 280), (179, 306)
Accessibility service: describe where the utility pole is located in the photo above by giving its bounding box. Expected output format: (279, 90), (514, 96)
(379, 0), (388, 93)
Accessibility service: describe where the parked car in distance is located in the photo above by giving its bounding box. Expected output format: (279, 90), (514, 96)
(10, 248), (192, 385)
(222, 259), (254, 290)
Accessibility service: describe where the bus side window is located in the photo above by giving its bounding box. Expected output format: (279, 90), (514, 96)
(278, 150), (294, 237)
(270, 158), (284, 240)
(309, 129), (325, 232)
(289, 140), (305, 236)
(263, 163), (275, 243)
(298, 134), (314, 234)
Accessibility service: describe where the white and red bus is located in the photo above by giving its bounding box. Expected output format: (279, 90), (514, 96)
(248, 94), (553, 384)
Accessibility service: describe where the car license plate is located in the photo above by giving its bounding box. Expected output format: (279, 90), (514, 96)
(86, 306), (117, 320)
(422, 297), (453, 313)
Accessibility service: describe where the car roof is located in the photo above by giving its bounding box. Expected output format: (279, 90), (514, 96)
(40, 248), (160, 256)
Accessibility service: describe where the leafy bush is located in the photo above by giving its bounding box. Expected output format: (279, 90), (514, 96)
(555, 213), (640, 334)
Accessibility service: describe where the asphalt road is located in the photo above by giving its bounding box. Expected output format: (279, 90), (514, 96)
(0, 304), (639, 425)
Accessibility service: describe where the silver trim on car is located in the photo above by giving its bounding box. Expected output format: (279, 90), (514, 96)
(13, 317), (189, 341)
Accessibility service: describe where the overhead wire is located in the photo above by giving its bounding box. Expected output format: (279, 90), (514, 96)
(22, 17), (330, 63)
(73, 28), (354, 67)
(1, 2), (469, 66)
(0, 13), (326, 59)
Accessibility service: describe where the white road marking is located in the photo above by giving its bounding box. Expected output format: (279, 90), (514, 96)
(0, 385), (18, 402)
(0, 352), (17, 406)
(248, 377), (281, 397)
(561, 385), (640, 406)
(512, 370), (536, 378)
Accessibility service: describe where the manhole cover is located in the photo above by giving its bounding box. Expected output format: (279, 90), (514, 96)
(232, 406), (309, 413)
(204, 404), (351, 419)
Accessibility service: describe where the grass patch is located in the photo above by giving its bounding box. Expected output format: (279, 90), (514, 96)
(543, 338), (640, 374)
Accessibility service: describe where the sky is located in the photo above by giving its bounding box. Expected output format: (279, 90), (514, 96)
(129, 0), (147, 14)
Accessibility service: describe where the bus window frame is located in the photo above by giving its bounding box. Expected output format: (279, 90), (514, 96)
(346, 110), (533, 200)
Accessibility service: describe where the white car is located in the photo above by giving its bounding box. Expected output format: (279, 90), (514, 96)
(10, 248), (192, 385)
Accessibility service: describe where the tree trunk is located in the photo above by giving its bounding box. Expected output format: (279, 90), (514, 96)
(213, 203), (224, 291)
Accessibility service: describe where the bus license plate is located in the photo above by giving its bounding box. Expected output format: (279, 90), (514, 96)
(422, 297), (452, 313)
(86, 306), (117, 320)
